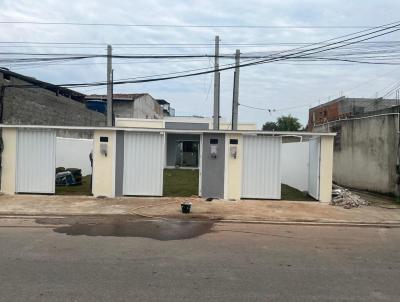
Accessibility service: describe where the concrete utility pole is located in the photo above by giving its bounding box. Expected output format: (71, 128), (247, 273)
(111, 69), (114, 126)
(231, 49), (240, 130)
(213, 36), (220, 130)
(106, 45), (113, 127)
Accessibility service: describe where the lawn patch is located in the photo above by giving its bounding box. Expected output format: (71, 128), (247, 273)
(163, 169), (199, 197)
(281, 184), (314, 201)
(56, 175), (92, 196)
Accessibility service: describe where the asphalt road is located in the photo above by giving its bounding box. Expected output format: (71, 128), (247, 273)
(0, 216), (399, 302)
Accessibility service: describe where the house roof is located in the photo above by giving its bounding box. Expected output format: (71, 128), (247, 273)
(0, 68), (85, 102)
(156, 99), (169, 105)
(85, 93), (148, 101)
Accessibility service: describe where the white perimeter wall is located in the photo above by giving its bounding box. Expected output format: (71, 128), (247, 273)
(281, 142), (309, 192)
(56, 137), (93, 176)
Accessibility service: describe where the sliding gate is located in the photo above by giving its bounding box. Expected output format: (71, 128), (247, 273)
(308, 137), (321, 200)
(241, 136), (282, 199)
(16, 129), (56, 194)
(123, 132), (164, 196)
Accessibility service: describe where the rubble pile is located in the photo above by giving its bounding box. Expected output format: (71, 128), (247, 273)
(331, 185), (369, 209)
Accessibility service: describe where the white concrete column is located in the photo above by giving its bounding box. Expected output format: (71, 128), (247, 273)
(1, 128), (17, 195)
(92, 130), (116, 197)
(224, 133), (243, 200)
(319, 136), (334, 203)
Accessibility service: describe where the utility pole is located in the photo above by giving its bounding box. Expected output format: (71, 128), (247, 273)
(106, 45), (113, 127)
(111, 69), (114, 126)
(231, 49), (240, 130)
(213, 36), (220, 130)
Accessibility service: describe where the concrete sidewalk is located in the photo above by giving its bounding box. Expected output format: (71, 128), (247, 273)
(0, 194), (400, 225)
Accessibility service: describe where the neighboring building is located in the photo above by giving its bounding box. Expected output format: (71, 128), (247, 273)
(85, 93), (163, 120)
(313, 104), (400, 196)
(307, 96), (400, 130)
(156, 99), (175, 116)
(0, 68), (106, 133)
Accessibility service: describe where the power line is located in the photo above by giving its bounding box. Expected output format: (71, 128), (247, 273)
(2, 41), (400, 45)
(5, 20), (400, 88)
(240, 104), (266, 110)
(0, 21), (382, 29)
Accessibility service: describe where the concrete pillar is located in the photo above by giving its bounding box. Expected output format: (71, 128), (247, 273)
(224, 133), (242, 200)
(1, 128), (17, 194)
(319, 136), (334, 203)
(92, 129), (116, 197)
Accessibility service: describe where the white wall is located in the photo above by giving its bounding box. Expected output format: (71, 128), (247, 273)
(281, 142), (309, 191)
(115, 118), (165, 128)
(56, 137), (93, 176)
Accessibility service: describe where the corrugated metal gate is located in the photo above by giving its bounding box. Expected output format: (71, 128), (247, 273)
(308, 137), (321, 200)
(241, 136), (282, 199)
(123, 132), (164, 196)
(16, 129), (56, 194)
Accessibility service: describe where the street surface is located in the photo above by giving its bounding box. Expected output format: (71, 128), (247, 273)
(0, 216), (399, 302)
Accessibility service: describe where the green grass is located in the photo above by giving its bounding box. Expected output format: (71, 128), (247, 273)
(163, 169), (199, 197)
(281, 184), (315, 201)
(54, 172), (311, 200)
(55, 175), (92, 196)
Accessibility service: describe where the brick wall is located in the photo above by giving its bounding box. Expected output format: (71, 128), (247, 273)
(308, 102), (340, 129)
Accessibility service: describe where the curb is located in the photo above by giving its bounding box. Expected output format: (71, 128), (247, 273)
(0, 213), (400, 228)
(218, 219), (400, 228)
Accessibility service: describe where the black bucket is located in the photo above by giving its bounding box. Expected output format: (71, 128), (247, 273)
(181, 202), (192, 214)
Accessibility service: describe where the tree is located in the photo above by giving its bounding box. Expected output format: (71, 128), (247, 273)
(262, 115), (302, 131)
(262, 121), (277, 131)
(276, 115), (302, 131)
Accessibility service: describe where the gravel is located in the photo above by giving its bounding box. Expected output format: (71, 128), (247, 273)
(331, 185), (369, 209)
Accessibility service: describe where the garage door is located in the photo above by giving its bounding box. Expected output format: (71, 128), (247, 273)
(123, 132), (164, 196)
(308, 137), (321, 200)
(241, 136), (281, 199)
(16, 129), (56, 194)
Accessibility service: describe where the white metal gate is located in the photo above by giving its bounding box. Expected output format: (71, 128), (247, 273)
(308, 137), (321, 200)
(16, 129), (56, 194)
(123, 132), (164, 196)
(241, 136), (282, 199)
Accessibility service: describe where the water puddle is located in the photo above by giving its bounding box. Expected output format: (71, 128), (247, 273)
(36, 217), (215, 241)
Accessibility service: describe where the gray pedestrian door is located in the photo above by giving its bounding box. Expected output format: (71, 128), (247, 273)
(241, 136), (282, 199)
(201, 133), (225, 198)
(16, 129), (56, 194)
(123, 132), (164, 196)
(308, 137), (321, 200)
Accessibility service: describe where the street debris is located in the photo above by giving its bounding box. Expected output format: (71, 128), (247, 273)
(331, 185), (369, 209)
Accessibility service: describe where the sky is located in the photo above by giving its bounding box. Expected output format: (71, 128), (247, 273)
(1, 0), (400, 128)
